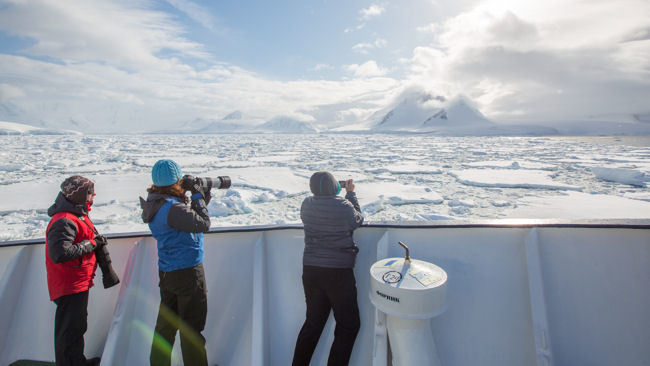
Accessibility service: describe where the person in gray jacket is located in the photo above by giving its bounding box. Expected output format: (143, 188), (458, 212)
(292, 171), (364, 366)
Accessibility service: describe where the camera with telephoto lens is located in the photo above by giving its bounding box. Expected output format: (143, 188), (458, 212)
(181, 175), (231, 191)
(94, 235), (120, 289)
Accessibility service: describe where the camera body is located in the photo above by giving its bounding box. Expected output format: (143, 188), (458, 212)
(182, 175), (231, 191)
(338, 180), (347, 189)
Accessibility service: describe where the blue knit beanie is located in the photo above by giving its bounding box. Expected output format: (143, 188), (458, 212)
(152, 159), (182, 187)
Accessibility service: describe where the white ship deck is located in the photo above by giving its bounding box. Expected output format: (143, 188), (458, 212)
(1, 220), (649, 365)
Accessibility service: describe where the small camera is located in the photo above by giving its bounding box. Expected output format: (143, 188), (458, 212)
(338, 180), (347, 189)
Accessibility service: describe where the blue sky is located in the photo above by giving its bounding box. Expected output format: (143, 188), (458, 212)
(145, 0), (456, 80)
(0, 0), (648, 132)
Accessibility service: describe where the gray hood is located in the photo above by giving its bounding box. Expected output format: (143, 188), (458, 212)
(140, 192), (168, 223)
(309, 171), (339, 196)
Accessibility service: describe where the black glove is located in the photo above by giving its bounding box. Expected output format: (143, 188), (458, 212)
(94, 235), (108, 249)
(183, 175), (211, 200)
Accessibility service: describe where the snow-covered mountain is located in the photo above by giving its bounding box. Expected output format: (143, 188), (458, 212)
(150, 111), (263, 134)
(150, 112), (317, 134)
(372, 91), (492, 132)
(634, 114), (650, 123)
(197, 120), (247, 133)
(0, 121), (81, 135)
(222, 110), (243, 121)
(196, 111), (250, 133)
(257, 116), (318, 134)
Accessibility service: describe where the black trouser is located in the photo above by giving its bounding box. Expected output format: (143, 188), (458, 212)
(54, 290), (89, 366)
(150, 263), (208, 366)
(292, 265), (361, 366)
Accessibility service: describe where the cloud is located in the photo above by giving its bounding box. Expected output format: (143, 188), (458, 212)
(345, 60), (388, 78)
(344, 24), (366, 33)
(622, 27), (650, 43)
(360, 4), (385, 20)
(0, 0), (210, 69)
(417, 23), (440, 33)
(0, 1), (397, 131)
(0, 51), (398, 131)
(352, 38), (387, 54)
(165, 0), (218, 31)
(312, 63), (334, 71)
(346, 3), (386, 33)
(406, 0), (650, 120)
(2, 0), (646, 130)
(0, 84), (25, 100)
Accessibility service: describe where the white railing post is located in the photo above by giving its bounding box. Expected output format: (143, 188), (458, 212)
(525, 228), (554, 366)
(251, 233), (267, 366)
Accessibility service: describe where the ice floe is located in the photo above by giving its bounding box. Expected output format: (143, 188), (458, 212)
(449, 169), (582, 191)
(357, 182), (444, 214)
(463, 160), (556, 170)
(504, 191), (650, 219)
(590, 167), (647, 187)
(367, 162), (443, 174)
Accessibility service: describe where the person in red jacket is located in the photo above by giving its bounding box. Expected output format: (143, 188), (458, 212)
(45, 176), (102, 366)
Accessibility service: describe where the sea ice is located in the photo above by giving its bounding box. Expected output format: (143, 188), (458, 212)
(356, 182), (444, 214)
(449, 169), (582, 191)
(1, 134), (648, 241)
(590, 167), (647, 187)
(205, 167), (310, 196)
(367, 162), (443, 174)
(623, 191), (650, 202)
(448, 199), (477, 207)
(208, 190), (253, 217)
(464, 160), (556, 170)
(504, 191), (650, 219)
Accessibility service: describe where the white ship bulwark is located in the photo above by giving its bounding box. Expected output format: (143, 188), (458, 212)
(0, 220), (648, 365)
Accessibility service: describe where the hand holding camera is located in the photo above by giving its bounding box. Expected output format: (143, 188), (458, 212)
(339, 179), (355, 193)
(182, 175), (207, 197)
(94, 234), (108, 249)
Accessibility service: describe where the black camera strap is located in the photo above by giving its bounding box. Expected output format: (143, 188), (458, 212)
(78, 215), (100, 236)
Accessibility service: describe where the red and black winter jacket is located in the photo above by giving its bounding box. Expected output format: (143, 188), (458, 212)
(45, 192), (97, 301)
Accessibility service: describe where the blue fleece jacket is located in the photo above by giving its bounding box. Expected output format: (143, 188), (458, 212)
(140, 193), (211, 272)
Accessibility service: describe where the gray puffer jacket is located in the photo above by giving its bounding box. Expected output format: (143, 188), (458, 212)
(301, 172), (364, 268)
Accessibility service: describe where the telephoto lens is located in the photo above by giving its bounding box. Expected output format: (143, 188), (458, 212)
(197, 176), (231, 189)
(216, 176), (231, 189)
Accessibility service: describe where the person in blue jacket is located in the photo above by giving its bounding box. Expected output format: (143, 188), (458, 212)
(292, 171), (364, 366)
(140, 159), (211, 366)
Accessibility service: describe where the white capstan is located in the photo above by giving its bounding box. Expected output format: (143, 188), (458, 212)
(370, 241), (447, 366)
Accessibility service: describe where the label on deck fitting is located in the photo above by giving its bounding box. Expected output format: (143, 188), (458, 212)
(382, 271), (402, 283)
